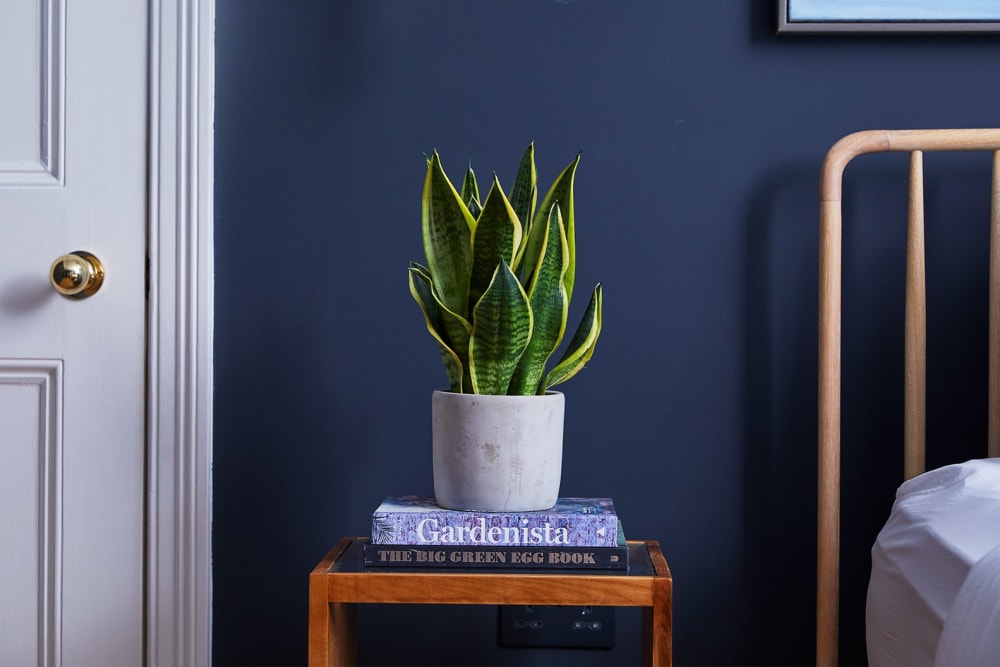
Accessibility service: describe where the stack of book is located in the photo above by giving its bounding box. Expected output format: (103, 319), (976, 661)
(364, 496), (628, 571)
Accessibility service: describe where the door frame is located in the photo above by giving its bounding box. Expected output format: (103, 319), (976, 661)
(147, 0), (214, 664)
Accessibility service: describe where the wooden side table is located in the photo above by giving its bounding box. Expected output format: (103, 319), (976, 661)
(309, 537), (672, 666)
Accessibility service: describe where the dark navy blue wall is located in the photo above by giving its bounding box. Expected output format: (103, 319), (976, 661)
(213, 1), (1000, 664)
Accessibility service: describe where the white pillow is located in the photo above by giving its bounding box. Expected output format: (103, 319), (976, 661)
(866, 458), (1000, 666)
(934, 542), (1000, 667)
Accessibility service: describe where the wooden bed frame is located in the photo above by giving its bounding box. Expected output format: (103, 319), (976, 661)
(817, 129), (1000, 666)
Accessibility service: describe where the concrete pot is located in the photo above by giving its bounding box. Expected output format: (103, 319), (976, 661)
(431, 390), (565, 511)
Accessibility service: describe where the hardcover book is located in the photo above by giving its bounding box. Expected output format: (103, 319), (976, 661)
(371, 496), (620, 547)
(364, 520), (628, 570)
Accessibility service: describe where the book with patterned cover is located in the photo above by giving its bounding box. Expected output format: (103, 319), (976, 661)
(370, 496), (620, 547)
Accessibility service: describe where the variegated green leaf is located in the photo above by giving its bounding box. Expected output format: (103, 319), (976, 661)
(408, 264), (465, 392)
(461, 163), (482, 219)
(508, 204), (569, 395)
(468, 175), (522, 314)
(423, 152), (475, 318)
(410, 262), (473, 391)
(524, 152), (580, 301)
(508, 143), (537, 273)
(544, 282), (602, 390)
(468, 260), (532, 395)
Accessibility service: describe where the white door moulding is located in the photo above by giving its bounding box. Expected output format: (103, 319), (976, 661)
(147, 0), (214, 664)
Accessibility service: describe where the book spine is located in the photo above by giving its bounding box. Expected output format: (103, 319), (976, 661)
(371, 512), (619, 547)
(362, 543), (628, 570)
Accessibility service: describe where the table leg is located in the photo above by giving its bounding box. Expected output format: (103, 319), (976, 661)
(308, 597), (357, 666)
(329, 602), (358, 666)
(308, 578), (333, 667)
(309, 539), (356, 666)
(643, 577), (673, 666)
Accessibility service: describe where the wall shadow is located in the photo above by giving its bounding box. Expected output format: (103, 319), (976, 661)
(742, 162), (822, 665)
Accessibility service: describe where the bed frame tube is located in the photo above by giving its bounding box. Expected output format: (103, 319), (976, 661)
(817, 129), (1000, 667)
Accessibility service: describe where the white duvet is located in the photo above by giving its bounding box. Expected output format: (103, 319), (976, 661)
(866, 457), (1000, 667)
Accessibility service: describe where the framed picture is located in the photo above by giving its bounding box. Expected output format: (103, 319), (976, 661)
(778, 0), (1000, 33)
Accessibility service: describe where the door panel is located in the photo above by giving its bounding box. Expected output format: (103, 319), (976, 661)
(0, 0), (62, 185)
(0, 0), (148, 665)
(0, 362), (60, 666)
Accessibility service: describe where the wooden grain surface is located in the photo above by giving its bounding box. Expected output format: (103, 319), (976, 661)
(309, 537), (672, 666)
(817, 129), (1000, 667)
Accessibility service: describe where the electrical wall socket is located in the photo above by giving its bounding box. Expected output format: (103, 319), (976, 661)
(497, 605), (615, 649)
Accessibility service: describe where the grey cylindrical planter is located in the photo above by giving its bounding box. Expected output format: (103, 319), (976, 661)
(432, 390), (564, 512)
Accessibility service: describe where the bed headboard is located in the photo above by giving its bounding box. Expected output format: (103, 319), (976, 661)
(816, 129), (1000, 667)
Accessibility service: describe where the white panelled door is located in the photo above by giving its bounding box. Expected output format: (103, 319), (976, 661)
(0, 0), (148, 665)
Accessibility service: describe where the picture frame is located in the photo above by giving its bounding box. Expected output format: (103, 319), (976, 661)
(777, 0), (1000, 33)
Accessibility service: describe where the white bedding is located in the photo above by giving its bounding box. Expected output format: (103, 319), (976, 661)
(866, 457), (1000, 667)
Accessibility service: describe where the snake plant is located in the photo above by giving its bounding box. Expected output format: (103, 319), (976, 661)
(408, 144), (603, 395)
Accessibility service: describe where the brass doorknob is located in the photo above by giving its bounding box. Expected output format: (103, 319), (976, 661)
(50, 251), (105, 298)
